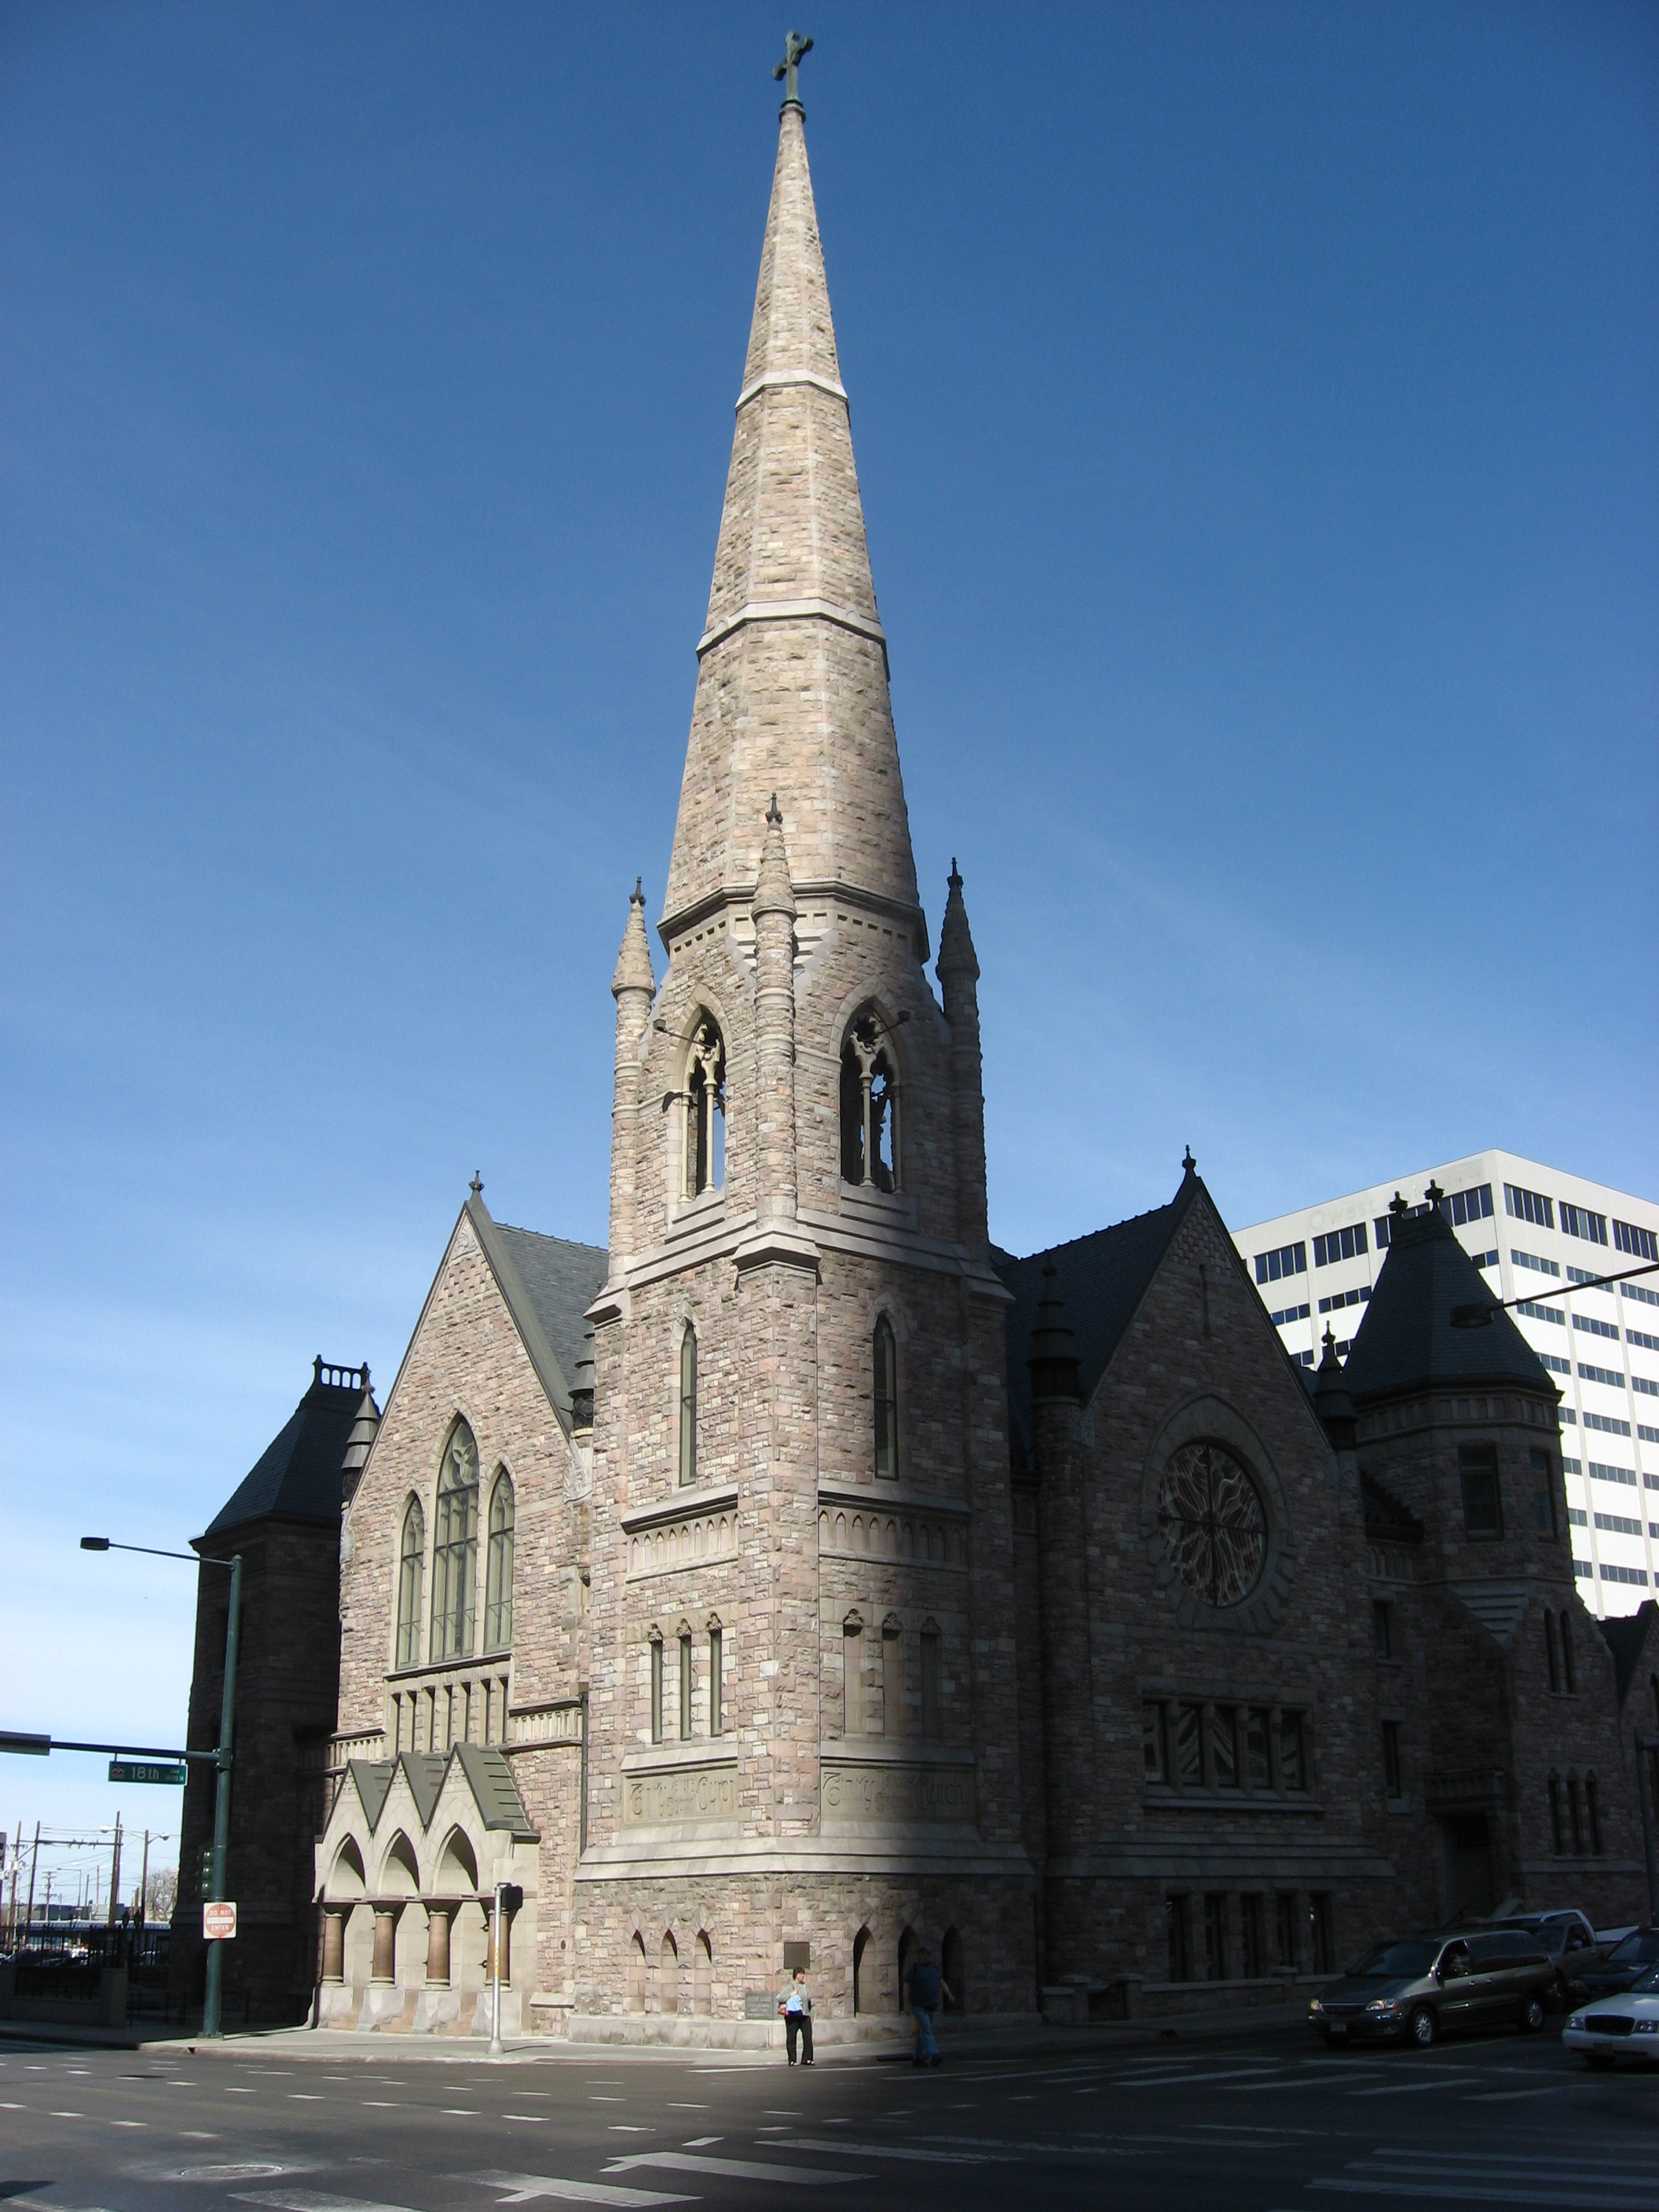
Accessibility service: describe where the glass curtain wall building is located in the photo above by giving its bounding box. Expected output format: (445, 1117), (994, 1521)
(1232, 1151), (1659, 1616)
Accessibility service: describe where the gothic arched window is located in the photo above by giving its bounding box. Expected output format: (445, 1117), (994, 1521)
(840, 1012), (898, 1192)
(430, 1420), (479, 1661)
(484, 1470), (515, 1652)
(679, 1327), (698, 1487)
(873, 1316), (898, 1478)
(683, 1020), (725, 1199)
(396, 1497), (424, 1669)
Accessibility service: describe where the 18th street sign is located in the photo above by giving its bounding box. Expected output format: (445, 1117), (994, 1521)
(108, 1759), (188, 1785)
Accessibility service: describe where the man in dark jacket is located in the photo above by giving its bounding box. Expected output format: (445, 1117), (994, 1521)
(903, 1947), (953, 2067)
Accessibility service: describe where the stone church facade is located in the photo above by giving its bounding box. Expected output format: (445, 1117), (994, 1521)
(185, 88), (1659, 2033)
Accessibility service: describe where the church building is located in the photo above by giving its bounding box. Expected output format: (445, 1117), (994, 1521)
(184, 68), (1659, 2034)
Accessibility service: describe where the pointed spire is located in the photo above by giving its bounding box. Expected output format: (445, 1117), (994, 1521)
(663, 101), (921, 943)
(611, 877), (655, 1000)
(753, 795), (797, 920)
(937, 856), (980, 998)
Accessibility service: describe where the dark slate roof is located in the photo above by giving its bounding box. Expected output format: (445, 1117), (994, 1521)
(342, 1747), (537, 1843)
(1341, 1205), (1556, 1404)
(464, 1196), (606, 1422)
(494, 1222), (607, 1390)
(202, 1367), (375, 1540)
(1599, 1602), (1658, 1709)
(348, 1760), (394, 1832)
(454, 1743), (539, 1837)
(995, 1172), (1201, 1457)
(398, 1752), (449, 1829)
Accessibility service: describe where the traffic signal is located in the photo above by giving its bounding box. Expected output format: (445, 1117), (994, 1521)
(500, 1884), (524, 1914)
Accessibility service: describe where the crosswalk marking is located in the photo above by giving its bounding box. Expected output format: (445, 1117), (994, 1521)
(1313, 2182), (1653, 2209)
(476, 2172), (694, 2208)
(236, 2192), (430, 2212)
(603, 2152), (871, 2187)
(774, 2137), (987, 2164)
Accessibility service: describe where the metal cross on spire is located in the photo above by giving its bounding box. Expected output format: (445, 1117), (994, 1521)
(773, 29), (813, 108)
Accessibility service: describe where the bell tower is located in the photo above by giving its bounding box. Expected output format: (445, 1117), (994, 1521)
(577, 57), (1033, 2029)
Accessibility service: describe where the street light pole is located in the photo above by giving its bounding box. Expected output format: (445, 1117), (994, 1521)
(202, 1549), (243, 2038)
(79, 1535), (242, 2038)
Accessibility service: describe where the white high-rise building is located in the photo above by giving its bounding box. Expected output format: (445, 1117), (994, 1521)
(1232, 1151), (1659, 1617)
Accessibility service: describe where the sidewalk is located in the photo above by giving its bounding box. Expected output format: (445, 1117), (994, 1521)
(0, 1998), (1313, 2064)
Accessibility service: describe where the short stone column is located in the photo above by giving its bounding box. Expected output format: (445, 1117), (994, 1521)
(425, 1903), (455, 1989)
(320, 1907), (346, 1985)
(370, 1902), (404, 1985)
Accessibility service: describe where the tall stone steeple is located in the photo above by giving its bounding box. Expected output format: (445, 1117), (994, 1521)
(661, 97), (923, 947)
(580, 71), (1030, 2030)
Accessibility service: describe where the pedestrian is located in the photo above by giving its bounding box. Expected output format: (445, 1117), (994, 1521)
(903, 1945), (952, 2067)
(778, 1965), (814, 2066)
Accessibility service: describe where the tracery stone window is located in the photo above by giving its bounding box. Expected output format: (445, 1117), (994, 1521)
(678, 1327), (698, 1488)
(430, 1421), (479, 1661)
(395, 1498), (424, 1669)
(484, 1471), (514, 1653)
(840, 1012), (898, 1191)
(1155, 1441), (1267, 1608)
(873, 1316), (898, 1478)
(683, 1020), (725, 1199)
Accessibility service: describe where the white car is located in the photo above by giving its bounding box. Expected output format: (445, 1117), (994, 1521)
(1563, 1961), (1659, 2067)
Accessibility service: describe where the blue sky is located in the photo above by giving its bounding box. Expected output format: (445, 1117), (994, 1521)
(3, 2), (1655, 1878)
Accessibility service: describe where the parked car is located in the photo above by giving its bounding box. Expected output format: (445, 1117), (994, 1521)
(1486, 1911), (1605, 2008)
(1309, 1931), (1555, 2049)
(1574, 1926), (1659, 2004)
(1563, 1961), (1659, 2068)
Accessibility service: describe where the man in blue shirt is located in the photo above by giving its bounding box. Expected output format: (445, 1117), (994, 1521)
(903, 1946), (953, 2067)
(778, 1966), (814, 2065)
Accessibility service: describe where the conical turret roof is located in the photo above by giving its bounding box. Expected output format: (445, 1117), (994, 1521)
(1341, 1202), (1555, 1404)
(662, 101), (921, 945)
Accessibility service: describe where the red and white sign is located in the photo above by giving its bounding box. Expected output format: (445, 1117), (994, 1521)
(203, 1900), (237, 1941)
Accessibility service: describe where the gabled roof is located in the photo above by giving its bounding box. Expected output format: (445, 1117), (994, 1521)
(1599, 1601), (1658, 1709)
(996, 1171), (1202, 1456)
(1341, 1205), (1555, 1404)
(201, 1363), (377, 1540)
(464, 1196), (606, 1424)
(342, 1745), (537, 1844)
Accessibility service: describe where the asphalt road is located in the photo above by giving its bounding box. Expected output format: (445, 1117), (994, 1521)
(1, 2020), (1655, 2212)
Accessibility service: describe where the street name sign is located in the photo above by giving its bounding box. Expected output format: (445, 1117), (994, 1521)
(108, 1759), (188, 1785)
(203, 1899), (237, 1940)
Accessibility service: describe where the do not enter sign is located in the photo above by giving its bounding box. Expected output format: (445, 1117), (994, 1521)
(203, 1900), (237, 1941)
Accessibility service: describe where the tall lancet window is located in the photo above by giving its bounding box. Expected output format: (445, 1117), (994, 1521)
(873, 1317), (898, 1479)
(840, 1012), (898, 1192)
(395, 1498), (424, 1669)
(430, 1420), (479, 1661)
(683, 1020), (725, 1199)
(484, 1471), (515, 1652)
(679, 1326), (698, 1488)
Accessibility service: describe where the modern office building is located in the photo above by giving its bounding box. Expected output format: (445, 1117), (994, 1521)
(1234, 1152), (1659, 1617)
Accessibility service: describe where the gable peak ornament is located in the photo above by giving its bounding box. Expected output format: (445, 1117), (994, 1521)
(773, 28), (813, 108)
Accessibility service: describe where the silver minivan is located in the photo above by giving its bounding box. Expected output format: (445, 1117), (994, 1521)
(1309, 1931), (1554, 2049)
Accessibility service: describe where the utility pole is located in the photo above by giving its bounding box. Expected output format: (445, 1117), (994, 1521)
(202, 1549), (243, 2038)
(108, 1813), (123, 1927)
(137, 1829), (151, 1923)
(24, 1822), (38, 1943)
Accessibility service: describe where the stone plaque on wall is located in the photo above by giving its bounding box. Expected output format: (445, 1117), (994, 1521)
(820, 1760), (976, 1826)
(621, 1761), (739, 1826)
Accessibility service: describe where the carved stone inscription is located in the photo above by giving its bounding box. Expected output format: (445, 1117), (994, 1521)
(623, 1763), (739, 1826)
(820, 1762), (976, 1826)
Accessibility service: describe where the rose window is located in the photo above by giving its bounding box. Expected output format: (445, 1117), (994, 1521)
(1156, 1441), (1266, 1608)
